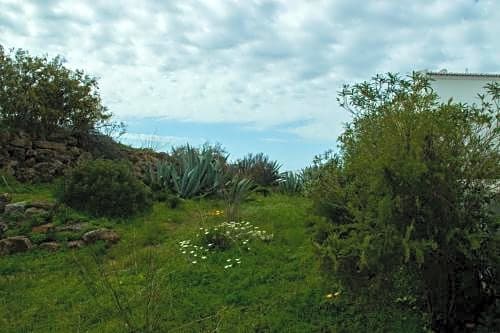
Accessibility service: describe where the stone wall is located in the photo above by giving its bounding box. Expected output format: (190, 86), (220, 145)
(0, 131), (166, 182)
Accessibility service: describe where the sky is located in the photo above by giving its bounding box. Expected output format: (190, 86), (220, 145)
(1, 0), (499, 170)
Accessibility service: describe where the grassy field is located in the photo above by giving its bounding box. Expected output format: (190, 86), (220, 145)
(0, 184), (424, 332)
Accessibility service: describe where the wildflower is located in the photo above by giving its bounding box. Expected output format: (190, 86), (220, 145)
(182, 251), (186, 254)
(226, 259), (232, 262)
(201, 256), (207, 260)
(224, 264), (232, 269)
(192, 261), (197, 264)
(326, 293), (333, 299)
(334, 291), (341, 297)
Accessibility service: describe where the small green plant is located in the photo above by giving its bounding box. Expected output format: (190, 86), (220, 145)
(221, 176), (256, 222)
(58, 159), (152, 218)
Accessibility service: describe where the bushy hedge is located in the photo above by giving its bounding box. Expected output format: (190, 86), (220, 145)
(309, 73), (499, 331)
(0, 45), (110, 137)
(58, 159), (152, 218)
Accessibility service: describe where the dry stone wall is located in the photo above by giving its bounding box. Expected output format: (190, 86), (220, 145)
(0, 131), (167, 182)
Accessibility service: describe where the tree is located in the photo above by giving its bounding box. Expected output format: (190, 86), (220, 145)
(0, 45), (111, 138)
(312, 72), (499, 331)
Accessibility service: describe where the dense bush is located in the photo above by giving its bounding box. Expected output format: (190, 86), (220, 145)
(230, 153), (281, 187)
(58, 159), (152, 218)
(310, 73), (499, 331)
(0, 45), (111, 137)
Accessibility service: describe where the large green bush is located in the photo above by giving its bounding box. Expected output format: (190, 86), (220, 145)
(58, 159), (152, 218)
(310, 73), (499, 331)
(0, 45), (111, 137)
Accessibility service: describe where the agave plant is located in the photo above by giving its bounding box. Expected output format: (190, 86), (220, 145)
(230, 152), (281, 187)
(145, 144), (226, 199)
(278, 171), (304, 194)
(222, 176), (256, 222)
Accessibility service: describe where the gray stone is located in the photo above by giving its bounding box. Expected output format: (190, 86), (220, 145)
(28, 201), (55, 211)
(33, 140), (67, 152)
(25, 207), (48, 218)
(31, 223), (54, 233)
(38, 242), (60, 251)
(4, 202), (28, 215)
(56, 222), (90, 232)
(67, 240), (84, 249)
(82, 229), (120, 244)
(0, 193), (11, 214)
(0, 221), (8, 235)
(0, 236), (32, 255)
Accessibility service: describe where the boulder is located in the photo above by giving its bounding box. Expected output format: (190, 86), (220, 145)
(82, 229), (120, 244)
(25, 207), (48, 218)
(0, 221), (8, 236)
(56, 222), (90, 232)
(0, 236), (32, 255)
(0, 193), (12, 214)
(38, 242), (60, 251)
(32, 223), (55, 233)
(67, 240), (84, 249)
(4, 201), (28, 215)
(28, 201), (56, 211)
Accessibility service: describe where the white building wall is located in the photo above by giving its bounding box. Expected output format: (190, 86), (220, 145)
(429, 74), (500, 105)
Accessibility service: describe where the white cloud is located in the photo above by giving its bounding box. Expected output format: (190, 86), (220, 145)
(0, 0), (498, 141)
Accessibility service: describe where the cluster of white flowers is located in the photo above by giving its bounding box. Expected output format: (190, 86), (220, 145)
(178, 221), (273, 268)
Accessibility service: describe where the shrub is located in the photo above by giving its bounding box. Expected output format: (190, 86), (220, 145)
(230, 153), (281, 187)
(0, 45), (111, 137)
(58, 159), (152, 218)
(311, 73), (499, 331)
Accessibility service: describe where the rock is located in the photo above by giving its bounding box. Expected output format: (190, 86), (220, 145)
(82, 229), (120, 244)
(14, 168), (37, 182)
(9, 135), (31, 148)
(28, 201), (55, 211)
(67, 240), (84, 249)
(56, 222), (90, 232)
(38, 242), (60, 251)
(0, 193), (12, 214)
(4, 202), (28, 215)
(25, 207), (48, 218)
(32, 223), (54, 233)
(33, 140), (67, 152)
(9, 147), (26, 160)
(0, 236), (32, 255)
(33, 161), (64, 181)
(24, 158), (36, 168)
(0, 221), (8, 236)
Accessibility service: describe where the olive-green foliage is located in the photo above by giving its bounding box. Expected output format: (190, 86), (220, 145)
(278, 171), (304, 194)
(0, 45), (111, 137)
(145, 144), (226, 199)
(230, 153), (281, 187)
(310, 73), (499, 331)
(58, 159), (152, 218)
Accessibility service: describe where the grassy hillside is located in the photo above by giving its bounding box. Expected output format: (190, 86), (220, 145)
(0, 183), (424, 332)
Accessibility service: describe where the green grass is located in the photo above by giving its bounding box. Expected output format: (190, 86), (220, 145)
(0, 184), (425, 332)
